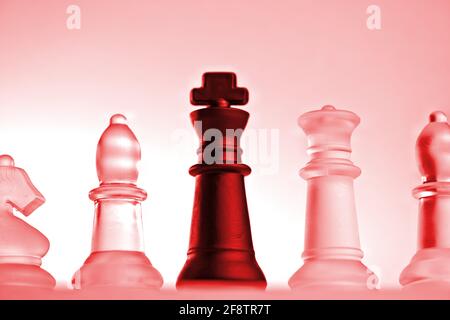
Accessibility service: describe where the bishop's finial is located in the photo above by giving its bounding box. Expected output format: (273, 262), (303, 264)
(96, 114), (141, 185)
(416, 111), (450, 183)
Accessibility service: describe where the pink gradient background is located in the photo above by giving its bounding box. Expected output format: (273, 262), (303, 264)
(0, 0), (449, 290)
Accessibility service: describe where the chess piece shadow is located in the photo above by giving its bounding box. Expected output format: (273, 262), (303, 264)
(72, 115), (163, 290)
(400, 111), (450, 293)
(0, 154), (55, 290)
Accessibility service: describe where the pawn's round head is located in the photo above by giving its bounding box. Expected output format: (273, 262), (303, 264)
(96, 114), (141, 185)
(416, 111), (450, 183)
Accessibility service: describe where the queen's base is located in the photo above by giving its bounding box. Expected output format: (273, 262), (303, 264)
(289, 258), (376, 290)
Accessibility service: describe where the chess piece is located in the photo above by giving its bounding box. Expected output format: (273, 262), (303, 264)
(176, 72), (266, 289)
(72, 114), (163, 289)
(400, 111), (450, 288)
(0, 154), (55, 288)
(289, 105), (376, 290)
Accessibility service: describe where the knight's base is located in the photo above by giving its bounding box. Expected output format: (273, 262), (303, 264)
(289, 259), (376, 290)
(0, 263), (55, 288)
(72, 250), (163, 289)
(400, 248), (450, 290)
(177, 250), (266, 290)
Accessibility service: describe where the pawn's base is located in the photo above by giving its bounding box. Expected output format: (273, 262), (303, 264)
(176, 250), (266, 290)
(0, 263), (55, 288)
(72, 250), (163, 289)
(289, 259), (376, 290)
(400, 248), (450, 289)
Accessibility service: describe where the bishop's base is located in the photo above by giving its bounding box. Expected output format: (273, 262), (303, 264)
(0, 263), (55, 288)
(177, 250), (266, 290)
(400, 248), (450, 290)
(289, 259), (376, 290)
(72, 250), (163, 289)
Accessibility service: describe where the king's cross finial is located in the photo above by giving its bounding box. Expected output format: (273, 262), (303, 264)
(190, 72), (249, 108)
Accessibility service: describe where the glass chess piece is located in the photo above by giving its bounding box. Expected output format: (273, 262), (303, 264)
(289, 106), (376, 291)
(0, 154), (55, 289)
(400, 111), (450, 291)
(72, 114), (163, 290)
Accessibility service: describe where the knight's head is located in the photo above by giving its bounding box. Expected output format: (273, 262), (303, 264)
(0, 155), (45, 216)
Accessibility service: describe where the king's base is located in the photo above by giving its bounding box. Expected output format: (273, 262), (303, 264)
(0, 263), (55, 289)
(289, 259), (376, 291)
(176, 250), (266, 290)
(72, 250), (163, 290)
(400, 248), (450, 290)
